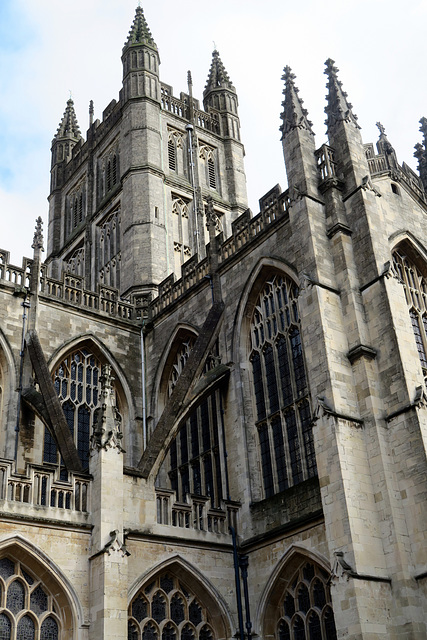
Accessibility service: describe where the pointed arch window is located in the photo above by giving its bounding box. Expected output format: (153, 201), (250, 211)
(249, 274), (315, 499)
(0, 557), (61, 640)
(44, 346), (121, 471)
(393, 248), (427, 378)
(129, 572), (216, 640)
(274, 562), (337, 640)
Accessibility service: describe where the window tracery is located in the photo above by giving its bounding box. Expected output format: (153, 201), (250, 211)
(98, 147), (120, 202)
(44, 346), (121, 470)
(167, 131), (184, 174)
(98, 207), (121, 289)
(199, 145), (217, 191)
(63, 246), (84, 278)
(128, 572), (215, 640)
(172, 196), (192, 275)
(392, 248), (427, 379)
(249, 274), (316, 498)
(0, 557), (61, 640)
(66, 182), (86, 236)
(275, 562), (337, 640)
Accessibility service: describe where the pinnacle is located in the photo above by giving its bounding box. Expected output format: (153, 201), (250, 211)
(54, 98), (82, 140)
(414, 117), (427, 191)
(124, 5), (156, 49)
(280, 65), (314, 138)
(324, 59), (360, 131)
(204, 50), (234, 95)
(32, 216), (44, 252)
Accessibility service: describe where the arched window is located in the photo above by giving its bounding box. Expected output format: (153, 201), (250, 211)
(392, 248), (427, 378)
(275, 562), (337, 640)
(44, 346), (121, 471)
(249, 274), (315, 498)
(168, 138), (177, 172)
(0, 557), (61, 640)
(171, 196), (192, 275)
(129, 571), (216, 640)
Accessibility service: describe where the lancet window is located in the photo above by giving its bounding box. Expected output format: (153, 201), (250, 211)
(98, 207), (121, 289)
(0, 557), (61, 640)
(168, 390), (223, 508)
(199, 146), (217, 191)
(392, 248), (427, 378)
(128, 571), (215, 640)
(44, 347), (121, 471)
(250, 274), (316, 499)
(167, 131), (185, 174)
(275, 562), (337, 640)
(98, 147), (120, 202)
(64, 246), (84, 278)
(66, 183), (86, 236)
(172, 196), (192, 275)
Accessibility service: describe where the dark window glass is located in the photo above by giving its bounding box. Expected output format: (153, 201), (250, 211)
(40, 617), (59, 640)
(190, 412), (199, 458)
(252, 353), (266, 421)
(30, 585), (48, 614)
(285, 410), (303, 484)
(264, 345), (279, 413)
(16, 615), (34, 640)
(143, 622), (158, 640)
(293, 616), (306, 640)
(160, 575), (174, 595)
(132, 595), (148, 622)
(272, 417), (288, 491)
(7, 580), (25, 614)
(162, 623), (176, 640)
(277, 336), (293, 406)
(201, 401), (210, 452)
(0, 558), (15, 580)
(128, 621), (138, 640)
(290, 328), (306, 394)
(297, 583), (310, 614)
(258, 425), (274, 498)
(308, 612), (322, 640)
(278, 620), (291, 640)
(43, 429), (57, 464)
(180, 425), (188, 465)
(181, 625), (194, 640)
(0, 614), (11, 640)
(189, 601), (202, 626)
(170, 595), (185, 624)
(151, 592), (166, 623)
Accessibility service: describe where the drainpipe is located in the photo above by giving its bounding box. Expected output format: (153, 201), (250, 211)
(14, 291), (31, 469)
(219, 393), (244, 640)
(239, 555), (253, 640)
(140, 323), (147, 450)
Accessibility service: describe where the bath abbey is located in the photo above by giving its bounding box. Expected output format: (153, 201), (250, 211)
(1, 5), (427, 639)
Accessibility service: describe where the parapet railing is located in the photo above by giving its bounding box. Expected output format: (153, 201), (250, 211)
(0, 251), (32, 288)
(150, 191), (289, 316)
(0, 255), (135, 322)
(155, 488), (238, 535)
(41, 273), (135, 320)
(0, 460), (90, 516)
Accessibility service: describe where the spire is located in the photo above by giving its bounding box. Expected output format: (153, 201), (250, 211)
(280, 66), (314, 139)
(124, 5), (156, 50)
(324, 59), (360, 132)
(204, 50), (234, 96)
(414, 117), (427, 192)
(54, 98), (81, 141)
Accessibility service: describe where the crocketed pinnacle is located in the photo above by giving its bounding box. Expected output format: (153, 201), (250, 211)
(324, 59), (360, 131)
(280, 66), (314, 139)
(376, 122), (395, 154)
(124, 5), (156, 49)
(414, 117), (427, 192)
(32, 217), (44, 251)
(204, 50), (234, 95)
(54, 98), (82, 140)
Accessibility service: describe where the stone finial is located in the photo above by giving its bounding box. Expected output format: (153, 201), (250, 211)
(89, 100), (94, 127)
(31, 217), (44, 252)
(124, 5), (156, 49)
(414, 117), (427, 192)
(204, 50), (235, 96)
(280, 65), (314, 139)
(205, 196), (222, 232)
(91, 365), (124, 453)
(324, 58), (360, 131)
(54, 98), (82, 141)
(375, 121), (397, 166)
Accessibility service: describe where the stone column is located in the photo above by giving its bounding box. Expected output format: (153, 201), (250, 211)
(89, 365), (128, 640)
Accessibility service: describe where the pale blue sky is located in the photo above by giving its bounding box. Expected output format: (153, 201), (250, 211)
(1, 0), (426, 264)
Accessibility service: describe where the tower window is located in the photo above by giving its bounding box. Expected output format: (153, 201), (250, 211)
(249, 274), (316, 498)
(208, 156), (216, 189)
(168, 138), (176, 171)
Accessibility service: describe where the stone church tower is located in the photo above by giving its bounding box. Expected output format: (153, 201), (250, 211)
(0, 6), (427, 640)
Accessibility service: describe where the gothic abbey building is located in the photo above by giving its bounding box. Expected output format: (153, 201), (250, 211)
(1, 6), (427, 640)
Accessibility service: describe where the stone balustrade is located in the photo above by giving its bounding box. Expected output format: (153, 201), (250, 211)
(155, 488), (238, 535)
(0, 460), (90, 517)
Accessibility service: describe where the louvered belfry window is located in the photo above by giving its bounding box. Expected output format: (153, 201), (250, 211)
(128, 572), (215, 640)
(249, 274), (316, 498)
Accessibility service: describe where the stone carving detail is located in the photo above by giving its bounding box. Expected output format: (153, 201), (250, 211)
(331, 551), (354, 583)
(32, 217), (44, 251)
(90, 365), (124, 453)
(102, 529), (130, 557)
(361, 175), (381, 197)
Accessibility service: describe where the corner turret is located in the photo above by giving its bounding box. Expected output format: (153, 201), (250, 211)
(121, 5), (160, 103)
(50, 98), (82, 178)
(203, 50), (240, 140)
(280, 66), (318, 195)
(324, 59), (368, 192)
